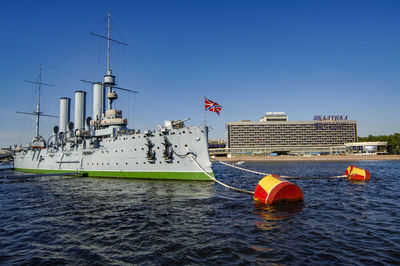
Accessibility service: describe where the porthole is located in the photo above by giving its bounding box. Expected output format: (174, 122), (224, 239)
(116, 162), (118, 165)
(174, 145), (177, 148)
(136, 162), (139, 165)
(102, 163), (104, 165)
(143, 162), (146, 164)
(126, 162), (128, 165)
(157, 147), (160, 149)
(183, 131), (185, 134)
(159, 161), (162, 164)
(185, 144), (188, 147)
(134, 149), (137, 151)
(121, 150), (123, 152)
(141, 148), (144, 150)
(177, 161), (180, 163)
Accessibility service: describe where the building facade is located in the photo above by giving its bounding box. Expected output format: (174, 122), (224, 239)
(225, 115), (357, 156)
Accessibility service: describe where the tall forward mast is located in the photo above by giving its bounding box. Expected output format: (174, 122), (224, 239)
(89, 11), (136, 112)
(107, 11), (111, 74)
(104, 10), (115, 111)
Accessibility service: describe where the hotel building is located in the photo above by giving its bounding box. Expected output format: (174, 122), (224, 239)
(225, 112), (358, 156)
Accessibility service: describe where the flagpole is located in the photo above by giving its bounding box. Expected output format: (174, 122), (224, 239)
(204, 109), (207, 127)
(204, 96), (207, 127)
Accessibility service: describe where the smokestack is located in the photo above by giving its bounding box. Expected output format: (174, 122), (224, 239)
(74, 91), (86, 130)
(93, 83), (104, 121)
(59, 97), (71, 133)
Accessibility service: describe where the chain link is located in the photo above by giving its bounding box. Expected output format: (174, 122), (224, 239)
(212, 159), (347, 179)
(189, 155), (254, 195)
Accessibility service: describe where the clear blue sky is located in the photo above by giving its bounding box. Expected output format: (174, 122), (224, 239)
(1, 0), (399, 147)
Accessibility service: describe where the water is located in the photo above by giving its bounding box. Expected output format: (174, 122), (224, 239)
(0, 160), (399, 265)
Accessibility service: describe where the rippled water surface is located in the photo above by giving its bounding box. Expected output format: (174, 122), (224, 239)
(1, 160), (399, 265)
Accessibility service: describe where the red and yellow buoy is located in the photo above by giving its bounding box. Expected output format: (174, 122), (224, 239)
(345, 165), (370, 181)
(254, 175), (304, 204)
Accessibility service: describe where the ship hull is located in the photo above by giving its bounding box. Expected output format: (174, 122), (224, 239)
(14, 168), (213, 180)
(13, 126), (214, 181)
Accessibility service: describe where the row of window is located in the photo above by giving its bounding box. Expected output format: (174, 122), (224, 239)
(229, 128), (354, 132)
(231, 134), (355, 138)
(230, 126), (356, 129)
(229, 138), (357, 147)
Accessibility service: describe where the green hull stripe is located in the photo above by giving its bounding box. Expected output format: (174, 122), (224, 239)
(14, 168), (214, 181)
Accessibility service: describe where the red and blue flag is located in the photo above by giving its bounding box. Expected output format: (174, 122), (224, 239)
(205, 97), (221, 115)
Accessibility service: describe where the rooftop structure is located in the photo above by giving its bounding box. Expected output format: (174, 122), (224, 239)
(260, 112), (288, 122)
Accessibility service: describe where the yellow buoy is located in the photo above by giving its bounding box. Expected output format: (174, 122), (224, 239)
(254, 175), (304, 204)
(345, 165), (370, 181)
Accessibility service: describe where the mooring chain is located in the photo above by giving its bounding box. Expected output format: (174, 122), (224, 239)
(212, 159), (347, 179)
(188, 155), (254, 195)
(213, 160), (270, 176)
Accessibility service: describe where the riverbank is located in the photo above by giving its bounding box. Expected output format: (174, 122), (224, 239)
(214, 155), (400, 162)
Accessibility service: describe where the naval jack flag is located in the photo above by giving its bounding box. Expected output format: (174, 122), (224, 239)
(204, 97), (221, 115)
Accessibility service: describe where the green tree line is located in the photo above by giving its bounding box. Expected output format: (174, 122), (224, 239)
(358, 133), (400, 154)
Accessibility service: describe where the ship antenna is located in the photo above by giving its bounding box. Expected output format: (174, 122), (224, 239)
(18, 65), (57, 139)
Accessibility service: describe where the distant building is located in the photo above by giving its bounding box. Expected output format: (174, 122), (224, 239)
(208, 139), (226, 148)
(345, 142), (387, 155)
(224, 112), (358, 156)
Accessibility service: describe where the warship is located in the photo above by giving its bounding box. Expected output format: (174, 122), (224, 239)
(13, 12), (214, 181)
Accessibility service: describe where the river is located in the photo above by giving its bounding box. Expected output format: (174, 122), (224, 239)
(0, 160), (399, 265)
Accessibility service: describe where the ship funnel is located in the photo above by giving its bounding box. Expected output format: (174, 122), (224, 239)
(59, 97), (71, 133)
(93, 83), (105, 121)
(74, 90), (86, 130)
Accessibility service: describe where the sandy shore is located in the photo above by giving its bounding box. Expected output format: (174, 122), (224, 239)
(213, 155), (400, 162)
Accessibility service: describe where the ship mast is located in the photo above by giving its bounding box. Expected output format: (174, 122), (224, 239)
(17, 65), (57, 139)
(89, 11), (130, 111)
(107, 10), (111, 74)
(86, 11), (137, 116)
(105, 10), (114, 111)
(36, 65), (42, 138)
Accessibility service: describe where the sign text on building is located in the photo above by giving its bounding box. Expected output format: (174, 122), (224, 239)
(313, 115), (348, 121)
